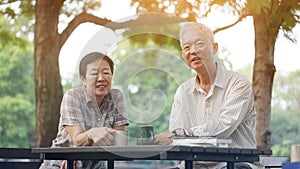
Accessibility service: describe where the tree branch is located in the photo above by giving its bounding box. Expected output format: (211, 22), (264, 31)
(213, 14), (249, 34)
(59, 12), (111, 48)
(59, 12), (185, 49)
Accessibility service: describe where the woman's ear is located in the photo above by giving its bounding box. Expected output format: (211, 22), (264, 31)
(80, 75), (86, 85)
(213, 43), (218, 54)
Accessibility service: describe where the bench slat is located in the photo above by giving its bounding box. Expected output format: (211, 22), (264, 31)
(0, 148), (40, 159)
(0, 162), (42, 169)
(261, 156), (290, 168)
(0, 148), (42, 169)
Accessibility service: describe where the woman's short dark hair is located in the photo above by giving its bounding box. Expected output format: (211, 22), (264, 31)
(79, 52), (114, 78)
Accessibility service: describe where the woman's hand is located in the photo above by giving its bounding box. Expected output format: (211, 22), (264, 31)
(154, 132), (175, 145)
(86, 127), (115, 146)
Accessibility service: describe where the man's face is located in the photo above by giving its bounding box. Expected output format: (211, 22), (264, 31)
(180, 28), (216, 72)
(81, 59), (112, 100)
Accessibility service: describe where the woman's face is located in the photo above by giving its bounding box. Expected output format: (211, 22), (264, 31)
(81, 59), (113, 103)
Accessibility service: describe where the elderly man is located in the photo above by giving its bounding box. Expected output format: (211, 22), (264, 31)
(154, 22), (263, 169)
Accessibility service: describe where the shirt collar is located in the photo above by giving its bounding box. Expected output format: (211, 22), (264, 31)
(192, 63), (226, 93)
(82, 86), (94, 104)
(214, 63), (225, 89)
(82, 86), (111, 106)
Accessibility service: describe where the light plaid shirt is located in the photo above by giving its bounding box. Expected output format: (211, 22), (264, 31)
(169, 63), (263, 169)
(40, 87), (128, 169)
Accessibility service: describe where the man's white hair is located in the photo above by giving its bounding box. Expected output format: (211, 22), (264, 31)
(179, 22), (214, 46)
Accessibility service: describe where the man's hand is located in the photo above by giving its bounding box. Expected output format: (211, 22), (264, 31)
(154, 132), (175, 145)
(86, 127), (115, 146)
(188, 128), (194, 136)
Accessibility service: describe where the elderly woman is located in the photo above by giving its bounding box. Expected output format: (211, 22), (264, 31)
(39, 52), (128, 169)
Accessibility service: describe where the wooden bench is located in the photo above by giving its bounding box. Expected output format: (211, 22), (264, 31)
(0, 148), (42, 169)
(260, 156), (290, 168)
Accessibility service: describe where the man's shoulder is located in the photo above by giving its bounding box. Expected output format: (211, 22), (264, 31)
(224, 69), (250, 84)
(178, 78), (195, 91)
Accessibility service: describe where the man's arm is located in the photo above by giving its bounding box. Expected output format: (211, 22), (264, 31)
(169, 86), (190, 131)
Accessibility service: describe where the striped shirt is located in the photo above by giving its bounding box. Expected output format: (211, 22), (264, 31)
(169, 63), (263, 169)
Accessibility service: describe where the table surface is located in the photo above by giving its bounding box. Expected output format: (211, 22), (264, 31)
(32, 145), (272, 163)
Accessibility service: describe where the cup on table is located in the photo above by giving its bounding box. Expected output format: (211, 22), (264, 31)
(136, 125), (154, 145)
(113, 130), (128, 146)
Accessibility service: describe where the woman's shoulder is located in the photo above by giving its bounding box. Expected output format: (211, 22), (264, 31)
(63, 87), (86, 97)
(110, 88), (124, 98)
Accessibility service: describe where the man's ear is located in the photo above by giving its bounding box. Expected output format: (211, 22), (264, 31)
(213, 43), (218, 54)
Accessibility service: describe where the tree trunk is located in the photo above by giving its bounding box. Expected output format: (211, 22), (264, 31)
(253, 13), (278, 149)
(34, 0), (63, 147)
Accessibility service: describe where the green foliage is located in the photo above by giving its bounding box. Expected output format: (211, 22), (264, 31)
(62, 73), (81, 92)
(0, 43), (34, 102)
(244, 0), (271, 14)
(60, 0), (102, 19)
(131, 0), (197, 21)
(236, 66), (300, 156)
(0, 1), (35, 47)
(0, 15), (28, 48)
(271, 140), (293, 156)
(132, 0), (300, 44)
(270, 110), (300, 156)
(0, 95), (35, 147)
(122, 23), (182, 51)
(215, 47), (233, 71)
(0, 27), (35, 147)
(0, 0), (34, 19)
(270, 70), (300, 155)
(237, 64), (253, 81)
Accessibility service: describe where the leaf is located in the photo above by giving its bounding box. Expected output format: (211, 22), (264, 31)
(244, 0), (271, 14)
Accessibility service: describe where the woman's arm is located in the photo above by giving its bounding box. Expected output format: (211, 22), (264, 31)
(65, 126), (117, 146)
(114, 125), (126, 131)
(65, 126), (93, 147)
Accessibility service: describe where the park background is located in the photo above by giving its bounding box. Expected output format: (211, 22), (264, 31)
(0, 0), (300, 167)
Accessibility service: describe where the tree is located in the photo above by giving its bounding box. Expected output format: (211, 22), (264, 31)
(131, 0), (300, 149)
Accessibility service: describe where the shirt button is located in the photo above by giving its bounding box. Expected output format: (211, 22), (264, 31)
(98, 118), (101, 121)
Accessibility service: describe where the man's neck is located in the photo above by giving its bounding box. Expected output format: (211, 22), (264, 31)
(196, 63), (217, 93)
